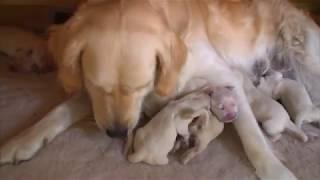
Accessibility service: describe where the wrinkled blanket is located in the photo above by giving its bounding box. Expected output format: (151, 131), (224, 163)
(0, 59), (319, 180)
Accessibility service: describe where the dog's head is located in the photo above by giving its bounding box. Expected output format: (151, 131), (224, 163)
(52, 2), (187, 137)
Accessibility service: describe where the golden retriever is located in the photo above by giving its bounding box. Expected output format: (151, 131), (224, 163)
(2, 0), (320, 179)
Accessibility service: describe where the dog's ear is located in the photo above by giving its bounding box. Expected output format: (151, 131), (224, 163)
(155, 32), (187, 96)
(49, 25), (84, 94)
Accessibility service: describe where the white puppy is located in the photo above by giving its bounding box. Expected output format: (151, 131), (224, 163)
(178, 83), (238, 164)
(259, 72), (320, 128)
(180, 111), (224, 164)
(127, 90), (211, 165)
(242, 73), (308, 142)
(128, 83), (239, 165)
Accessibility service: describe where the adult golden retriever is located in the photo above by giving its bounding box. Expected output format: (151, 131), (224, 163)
(1, 0), (320, 179)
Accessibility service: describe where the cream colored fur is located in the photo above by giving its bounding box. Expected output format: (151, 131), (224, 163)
(242, 73), (308, 142)
(180, 112), (224, 164)
(128, 91), (211, 165)
(260, 72), (320, 128)
(2, 1), (320, 179)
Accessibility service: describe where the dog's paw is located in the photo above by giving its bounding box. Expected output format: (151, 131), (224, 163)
(0, 133), (49, 165)
(257, 163), (297, 180)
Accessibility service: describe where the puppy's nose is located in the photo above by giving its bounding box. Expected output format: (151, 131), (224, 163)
(224, 112), (237, 122)
(106, 126), (128, 138)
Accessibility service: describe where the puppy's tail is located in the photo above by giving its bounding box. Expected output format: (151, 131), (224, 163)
(296, 106), (320, 128)
(286, 120), (308, 142)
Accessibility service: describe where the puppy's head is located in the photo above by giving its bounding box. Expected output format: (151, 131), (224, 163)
(208, 86), (238, 123)
(9, 38), (55, 73)
(53, 3), (187, 138)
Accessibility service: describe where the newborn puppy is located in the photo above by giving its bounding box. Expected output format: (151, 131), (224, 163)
(242, 73), (308, 142)
(128, 90), (212, 165)
(177, 85), (237, 164)
(0, 26), (54, 73)
(259, 71), (320, 128)
(209, 86), (238, 123)
(128, 84), (238, 165)
(181, 78), (239, 123)
(180, 112), (224, 164)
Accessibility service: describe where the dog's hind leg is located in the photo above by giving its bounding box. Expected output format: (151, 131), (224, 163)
(0, 92), (91, 165)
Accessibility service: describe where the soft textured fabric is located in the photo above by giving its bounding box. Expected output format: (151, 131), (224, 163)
(0, 60), (319, 180)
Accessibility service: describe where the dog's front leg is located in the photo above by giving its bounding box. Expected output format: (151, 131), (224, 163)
(233, 86), (297, 180)
(0, 92), (91, 165)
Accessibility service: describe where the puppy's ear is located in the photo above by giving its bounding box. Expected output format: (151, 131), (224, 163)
(49, 25), (85, 94)
(155, 32), (187, 96)
(203, 86), (214, 96)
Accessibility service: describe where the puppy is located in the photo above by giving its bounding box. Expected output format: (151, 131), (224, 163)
(180, 111), (224, 164)
(178, 85), (238, 164)
(127, 90), (212, 165)
(128, 83), (239, 165)
(243, 73), (308, 142)
(259, 71), (320, 128)
(181, 78), (239, 123)
(0, 26), (54, 73)
(208, 86), (239, 123)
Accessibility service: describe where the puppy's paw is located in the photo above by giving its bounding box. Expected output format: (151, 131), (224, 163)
(270, 134), (281, 142)
(306, 132), (319, 142)
(180, 153), (192, 165)
(0, 132), (50, 165)
(156, 157), (169, 165)
(180, 148), (197, 165)
(127, 152), (142, 163)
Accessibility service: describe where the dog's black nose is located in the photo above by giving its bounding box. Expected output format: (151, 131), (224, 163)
(106, 127), (128, 138)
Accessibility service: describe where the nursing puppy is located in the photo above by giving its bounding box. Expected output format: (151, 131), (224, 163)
(4, 1), (320, 179)
(128, 90), (211, 165)
(242, 73), (308, 142)
(128, 84), (238, 165)
(259, 72), (320, 128)
(179, 78), (239, 123)
(0, 26), (54, 73)
(178, 83), (237, 164)
(180, 111), (224, 164)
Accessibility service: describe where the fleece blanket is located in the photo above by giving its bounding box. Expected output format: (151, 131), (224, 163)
(0, 59), (319, 180)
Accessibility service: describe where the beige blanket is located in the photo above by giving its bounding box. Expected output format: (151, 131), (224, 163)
(0, 60), (319, 180)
